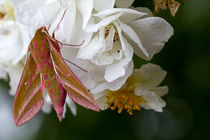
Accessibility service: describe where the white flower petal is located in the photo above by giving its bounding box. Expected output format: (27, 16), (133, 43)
(66, 96), (77, 116)
(91, 53), (114, 65)
(140, 92), (166, 112)
(94, 0), (115, 12)
(86, 11), (123, 33)
(129, 17), (174, 60)
(91, 61), (133, 94)
(115, 0), (134, 8)
(0, 21), (29, 65)
(0, 64), (7, 80)
(94, 90), (109, 110)
(77, 36), (103, 59)
(152, 86), (168, 97)
(41, 92), (52, 114)
(113, 21), (133, 58)
(118, 20), (148, 57)
(51, 4), (76, 43)
(134, 7), (153, 17)
(132, 63), (167, 89)
(15, 0), (60, 35)
(3, 63), (23, 96)
(93, 8), (146, 23)
(77, 0), (94, 29)
(104, 61), (126, 82)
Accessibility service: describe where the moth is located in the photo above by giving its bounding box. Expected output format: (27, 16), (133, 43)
(13, 26), (99, 127)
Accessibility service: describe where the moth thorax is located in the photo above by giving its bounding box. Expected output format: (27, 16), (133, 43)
(106, 85), (145, 115)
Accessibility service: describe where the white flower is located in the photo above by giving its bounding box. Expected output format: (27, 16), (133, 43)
(76, 7), (173, 93)
(95, 63), (168, 114)
(0, 1), (29, 65)
(15, 0), (115, 45)
(0, 0), (30, 95)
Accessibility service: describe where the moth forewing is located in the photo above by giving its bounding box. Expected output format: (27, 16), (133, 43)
(13, 51), (44, 127)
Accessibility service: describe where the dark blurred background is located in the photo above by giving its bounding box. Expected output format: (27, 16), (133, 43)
(1, 0), (210, 140)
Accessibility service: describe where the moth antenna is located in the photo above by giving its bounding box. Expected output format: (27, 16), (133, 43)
(52, 9), (67, 37)
(47, 24), (51, 31)
(64, 58), (88, 73)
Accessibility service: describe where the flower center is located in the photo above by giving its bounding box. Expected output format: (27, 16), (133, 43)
(0, 3), (15, 20)
(106, 85), (145, 115)
(104, 24), (120, 42)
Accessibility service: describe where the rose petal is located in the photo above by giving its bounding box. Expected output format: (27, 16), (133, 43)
(118, 20), (148, 57)
(4, 63), (23, 95)
(140, 92), (166, 112)
(77, 0), (94, 29)
(0, 64), (7, 80)
(94, 0), (115, 12)
(129, 17), (174, 60)
(41, 92), (52, 114)
(66, 96), (77, 116)
(131, 63), (167, 89)
(77, 36), (103, 59)
(152, 86), (168, 97)
(94, 90), (109, 110)
(91, 61), (133, 94)
(94, 8), (146, 23)
(0, 21), (29, 64)
(86, 11), (123, 33)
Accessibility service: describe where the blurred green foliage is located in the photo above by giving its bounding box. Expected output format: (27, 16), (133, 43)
(1, 0), (210, 140)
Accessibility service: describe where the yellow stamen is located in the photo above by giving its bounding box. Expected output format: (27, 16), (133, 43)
(106, 86), (145, 115)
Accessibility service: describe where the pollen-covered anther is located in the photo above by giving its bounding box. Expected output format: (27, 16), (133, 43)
(0, 3), (15, 20)
(104, 24), (120, 42)
(106, 86), (145, 115)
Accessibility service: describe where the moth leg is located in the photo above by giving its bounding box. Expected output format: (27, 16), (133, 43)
(64, 58), (88, 73)
(58, 40), (85, 47)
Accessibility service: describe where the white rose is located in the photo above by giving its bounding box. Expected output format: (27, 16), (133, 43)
(95, 63), (168, 113)
(76, 8), (173, 94)
(0, 0), (30, 95)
